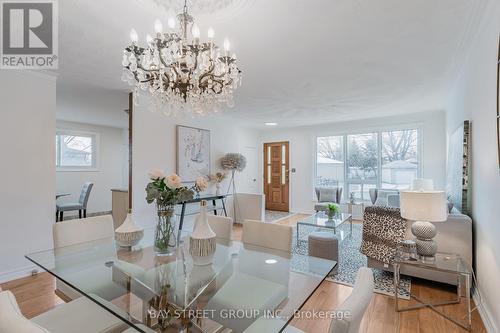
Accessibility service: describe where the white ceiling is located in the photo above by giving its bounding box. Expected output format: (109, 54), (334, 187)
(57, 0), (488, 128)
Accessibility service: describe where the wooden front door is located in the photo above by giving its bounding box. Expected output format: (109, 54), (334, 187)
(264, 141), (290, 211)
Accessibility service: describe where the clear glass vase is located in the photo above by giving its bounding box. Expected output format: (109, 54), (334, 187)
(154, 204), (177, 256)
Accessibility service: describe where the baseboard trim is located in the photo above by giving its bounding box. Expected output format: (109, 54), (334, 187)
(473, 287), (497, 333)
(0, 264), (40, 284)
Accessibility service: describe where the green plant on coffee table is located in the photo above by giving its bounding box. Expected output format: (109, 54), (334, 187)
(326, 203), (339, 218)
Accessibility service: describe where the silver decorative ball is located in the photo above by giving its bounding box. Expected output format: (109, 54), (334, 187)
(411, 221), (437, 239)
(415, 239), (438, 257)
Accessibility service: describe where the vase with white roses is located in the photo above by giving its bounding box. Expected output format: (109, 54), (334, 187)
(146, 169), (194, 255)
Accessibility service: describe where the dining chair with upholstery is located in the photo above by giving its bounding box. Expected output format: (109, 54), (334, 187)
(52, 215), (119, 301)
(0, 289), (128, 333)
(56, 182), (93, 221)
(207, 215), (233, 240)
(328, 267), (374, 333)
(241, 219), (293, 253)
(243, 267), (374, 333)
(205, 220), (294, 332)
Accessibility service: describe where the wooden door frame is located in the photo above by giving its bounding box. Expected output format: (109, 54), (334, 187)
(263, 141), (290, 212)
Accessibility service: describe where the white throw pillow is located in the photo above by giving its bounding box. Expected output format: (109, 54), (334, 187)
(318, 188), (336, 203)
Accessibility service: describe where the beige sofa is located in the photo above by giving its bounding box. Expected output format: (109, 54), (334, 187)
(367, 207), (473, 285)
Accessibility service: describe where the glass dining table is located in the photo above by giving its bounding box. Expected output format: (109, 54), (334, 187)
(26, 226), (336, 333)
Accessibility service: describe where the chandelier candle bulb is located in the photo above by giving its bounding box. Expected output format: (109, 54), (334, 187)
(146, 34), (153, 44)
(154, 19), (163, 34)
(207, 27), (215, 39)
(130, 29), (138, 43)
(167, 17), (175, 29)
(224, 38), (231, 53)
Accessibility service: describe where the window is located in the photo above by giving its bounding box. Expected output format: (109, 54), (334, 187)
(56, 131), (98, 170)
(316, 128), (420, 202)
(316, 136), (344, 187)
(381, 129), (418, 190)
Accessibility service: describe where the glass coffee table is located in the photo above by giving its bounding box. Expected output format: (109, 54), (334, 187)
(296, 212), (353, 243)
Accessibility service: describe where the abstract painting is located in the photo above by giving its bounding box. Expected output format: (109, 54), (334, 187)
(176, 125), (210, 182)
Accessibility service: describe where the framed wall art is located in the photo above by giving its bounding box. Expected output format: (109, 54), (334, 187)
(176, 125), (210, 182)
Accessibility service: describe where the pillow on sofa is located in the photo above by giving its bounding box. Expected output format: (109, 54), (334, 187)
(447, 201), (454, 213)
(374, 190), (398, 206)
(318, 187), (336, 203)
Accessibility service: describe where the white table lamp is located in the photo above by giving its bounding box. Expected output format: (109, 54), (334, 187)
(411, 178), (434, 191)
(400, 190), (448, 260)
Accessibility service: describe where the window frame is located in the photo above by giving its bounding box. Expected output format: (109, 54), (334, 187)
(314, 124), (423, 202)
(56, 129), (100, 172)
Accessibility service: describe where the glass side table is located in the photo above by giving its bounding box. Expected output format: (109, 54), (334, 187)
(393, 253), (473, 331)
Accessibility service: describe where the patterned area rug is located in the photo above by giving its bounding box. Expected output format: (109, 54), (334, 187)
(291, 222), (411, 299)
(265, 210), (295, 223)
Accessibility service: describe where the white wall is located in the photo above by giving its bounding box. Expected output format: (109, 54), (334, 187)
(445, 1), (500, 330)
(261, 111), (447, 213)
(56, 83), (128, 129)
(56, 121), (128, 216)
(0, 71), (56, 282)
(132, 97), (261, 228)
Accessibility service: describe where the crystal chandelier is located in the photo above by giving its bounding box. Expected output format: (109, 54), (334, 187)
(121, 0), (242, 116)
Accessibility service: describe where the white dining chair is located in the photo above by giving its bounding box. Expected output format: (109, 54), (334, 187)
(0, 289), (127, 333)
(243, 268), (374, 333)
(242, 219), (293, 253)
(52, 215), (130, 301)
(207, 215), (233, 240)
(329, 267), (374, 333)
(204, 220), (293, 332)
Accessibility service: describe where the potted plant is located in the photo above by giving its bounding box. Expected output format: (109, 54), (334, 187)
(326, 203), (340, 219)
(146, 169), (194, 255)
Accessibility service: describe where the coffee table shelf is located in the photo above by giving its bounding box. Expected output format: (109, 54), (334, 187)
(296, 212), (353, 243)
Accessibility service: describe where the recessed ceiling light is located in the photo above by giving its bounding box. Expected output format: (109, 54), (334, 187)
(265, 122), (278, 126)
(265, 259), (278, 264)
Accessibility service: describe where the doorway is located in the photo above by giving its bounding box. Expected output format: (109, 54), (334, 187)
(263, 141), (290, 211)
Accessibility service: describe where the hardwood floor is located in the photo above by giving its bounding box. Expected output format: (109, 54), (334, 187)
(0, 213), (486, 333)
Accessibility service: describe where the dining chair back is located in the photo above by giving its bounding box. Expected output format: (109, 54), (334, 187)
(207, 215), (233, 240)
(0, 290), (48, 332)
(78, 182), (94, 208)
(0, 290), (127, 333)
(242, 220), (293, 253)
(53, 215), (114, 248)
(52, 215), (116, 301)
(329, 267), (374, 333)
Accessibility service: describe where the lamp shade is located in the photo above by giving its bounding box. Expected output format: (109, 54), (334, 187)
(400, 191), (448, 222)
(411, 178), (434, 191)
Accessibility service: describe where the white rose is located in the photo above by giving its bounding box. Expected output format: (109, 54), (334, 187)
(166, 174), (182, 188)
(195, 177), (208, 191)
(149, 168), (165, 180)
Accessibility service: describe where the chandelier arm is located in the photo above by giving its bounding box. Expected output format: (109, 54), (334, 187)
(161, 72), (171, 90)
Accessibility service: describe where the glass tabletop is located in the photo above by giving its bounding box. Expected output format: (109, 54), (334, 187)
(394, 252), (471, 275)
(298, 212), (352, 228)
(26, 227), (336, 333)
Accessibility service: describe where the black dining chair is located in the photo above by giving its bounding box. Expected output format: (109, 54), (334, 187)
(56, 182), (93, 221)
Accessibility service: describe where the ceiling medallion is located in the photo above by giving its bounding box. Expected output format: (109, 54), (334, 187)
(122, 0), (242, 116)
